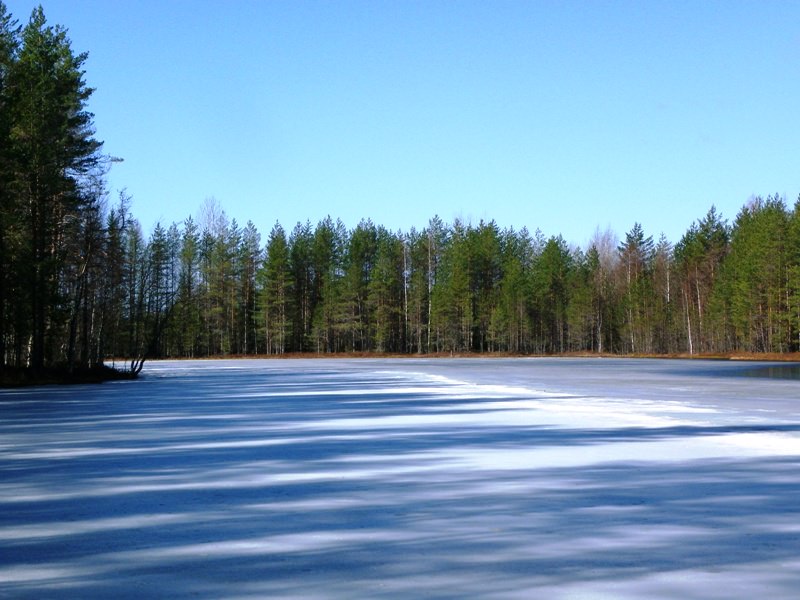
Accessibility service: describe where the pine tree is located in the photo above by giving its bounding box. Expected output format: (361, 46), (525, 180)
(344, 220), (378, 351)
(259, 222), (292, 354)
(566, 247), (593, 352)
(432, 220), (471, 353)
(405, 227), (430, 353)
(145, 223), (171, 357)
(425, 216), (448, 352)
(494, 228), (534, 353)
(617, 223), (655, 353)
(368, 227), (404, 352)
(123, 219), (147, 370)
(0, 3), (19, 369)
(311, 217), (347, 352)
(289, 221), (314, 351)
(174, 216), (201, 356)
(470, 221), (502, 352)
(239, 221), (261, 354)
(534, 236), (573, 353)
(652, 233), (675, 353)
(674, 206), (729, 354)
(6, 6), (103, 369)
(787, 196), (800, 351)
(721, 196), (790, 352)
(98, 193), (131, 363)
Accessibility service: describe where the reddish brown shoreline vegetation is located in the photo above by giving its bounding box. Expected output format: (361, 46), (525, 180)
(139, 351), (800, 362)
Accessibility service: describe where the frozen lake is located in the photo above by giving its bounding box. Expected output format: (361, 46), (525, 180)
(1, 357), (799, 599)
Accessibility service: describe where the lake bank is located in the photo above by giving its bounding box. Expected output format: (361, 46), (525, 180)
(126, 349), (800, 362)
(7, 350), (798, 388)
(0, 364), (137, 388)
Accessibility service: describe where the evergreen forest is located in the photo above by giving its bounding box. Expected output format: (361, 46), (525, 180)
(2, 4), (800, 377)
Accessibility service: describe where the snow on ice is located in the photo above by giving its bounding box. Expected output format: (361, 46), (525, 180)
(1, 358), (799, 598)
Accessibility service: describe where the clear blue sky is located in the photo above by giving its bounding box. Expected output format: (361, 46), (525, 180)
(6, 0), (800, 246)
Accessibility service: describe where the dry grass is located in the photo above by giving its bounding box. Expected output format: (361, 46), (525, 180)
(156, 351), (800, 363)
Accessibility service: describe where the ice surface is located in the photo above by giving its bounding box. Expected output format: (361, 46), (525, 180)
(1, 358), (799, 598)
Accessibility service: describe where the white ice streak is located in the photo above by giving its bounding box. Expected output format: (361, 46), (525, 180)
(0, 512), (225, 542)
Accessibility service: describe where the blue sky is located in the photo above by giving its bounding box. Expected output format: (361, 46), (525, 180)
(6, 0), (799, 246)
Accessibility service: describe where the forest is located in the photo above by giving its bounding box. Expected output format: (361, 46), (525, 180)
(2, 4), (800, 376)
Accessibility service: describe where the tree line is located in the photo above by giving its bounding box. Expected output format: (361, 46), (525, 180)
(2, 4), (800, 374)
(94, 198), (800, 361)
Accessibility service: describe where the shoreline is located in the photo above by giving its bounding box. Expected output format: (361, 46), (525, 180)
(125, 350), (800, 363)
(5, 351), (799, 388)
(0, 364), (137, 388)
